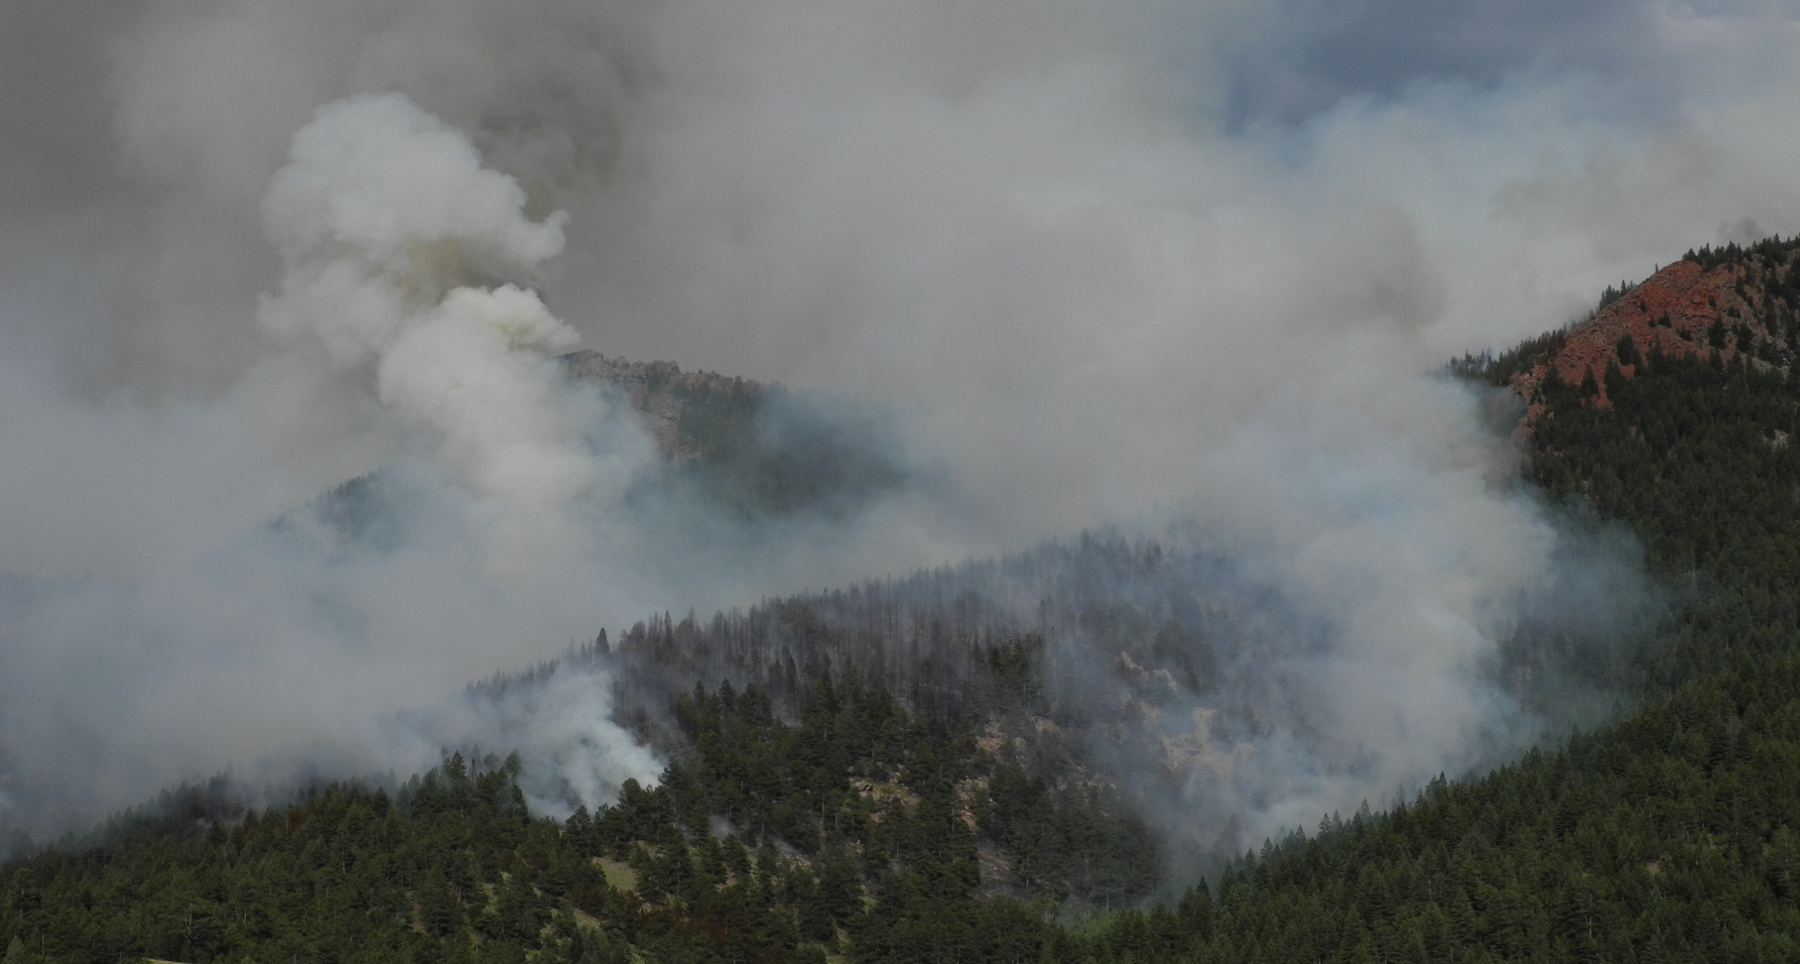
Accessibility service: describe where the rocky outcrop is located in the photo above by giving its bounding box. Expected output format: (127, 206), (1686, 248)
(1510, 241), (1800, 425)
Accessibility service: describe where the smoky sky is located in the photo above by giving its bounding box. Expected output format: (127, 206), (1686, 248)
(1216, 0), (1774, 123)
(3, 0), (1796, 396)
(0, 0), (1796, 849)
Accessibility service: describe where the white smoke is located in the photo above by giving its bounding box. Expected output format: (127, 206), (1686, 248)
(259, 93), (615, 579)
(0, 93), (677, 841)
(421, 663), (666, 817)
(0, 0), (1791, 855)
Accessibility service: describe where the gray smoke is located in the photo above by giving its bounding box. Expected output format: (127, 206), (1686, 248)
(0, 0), (1795, 852)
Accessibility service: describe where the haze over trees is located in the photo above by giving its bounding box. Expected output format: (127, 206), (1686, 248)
(10, 242), (1800, 961)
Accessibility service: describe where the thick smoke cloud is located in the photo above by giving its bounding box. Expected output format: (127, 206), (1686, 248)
(259, 93), (618, 578)
(0, 0), (1795, 853)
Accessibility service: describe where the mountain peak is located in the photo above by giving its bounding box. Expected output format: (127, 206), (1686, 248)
(1498, 238), (1800, 425)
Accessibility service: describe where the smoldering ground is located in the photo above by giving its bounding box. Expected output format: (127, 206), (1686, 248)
(0, 0), (1795, 857)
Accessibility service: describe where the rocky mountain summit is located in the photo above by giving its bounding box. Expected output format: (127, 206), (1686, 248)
(1481, 237), (1800, 423)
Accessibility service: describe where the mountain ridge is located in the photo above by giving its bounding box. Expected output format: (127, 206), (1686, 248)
(12, 243), (1800, 962)
(1485, 236), (1800, 425)
(559, 350), (768, 466)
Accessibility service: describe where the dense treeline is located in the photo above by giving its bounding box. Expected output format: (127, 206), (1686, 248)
(600, 534), (1247, 726)
(1, 755), (624, 964)
(582, 535), (1272, 885)
(0, 676), (1158, 964)
(1526, 269), (1800, 690)
(14, 656), (1800, 963)
(650, 674), (1154, 904)
(1072, 655), (1800, 963)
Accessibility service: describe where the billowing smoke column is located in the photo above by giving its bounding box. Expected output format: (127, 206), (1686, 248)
(248, 93), (673, 810)
(0, 93), (675, 847)
(260, 93), (602, 579)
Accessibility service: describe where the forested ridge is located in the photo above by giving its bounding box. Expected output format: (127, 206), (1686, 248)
(11, 240), (1800, 962)
(272, 353), (908, 555)
(0, 680), (1145, 964)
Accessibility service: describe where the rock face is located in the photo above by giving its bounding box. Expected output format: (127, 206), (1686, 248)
(1506, 240), (1800, 424)
(560, 349), (766, 464)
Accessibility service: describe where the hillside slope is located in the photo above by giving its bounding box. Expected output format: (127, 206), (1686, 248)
(1492, 238), (1800, 687)
(11, 243), (1800, 962)
(560, 352), (906, 521)
(273, 351), (908, 553)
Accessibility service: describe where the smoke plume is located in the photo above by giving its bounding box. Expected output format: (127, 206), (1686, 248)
(259, 92), (620, 579)
(0, 0), (1794, 857)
